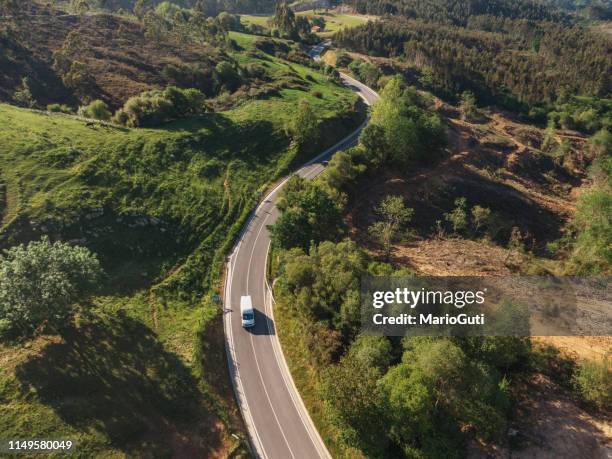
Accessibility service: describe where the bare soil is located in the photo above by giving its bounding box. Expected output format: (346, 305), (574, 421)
(1, 2), (222, 108)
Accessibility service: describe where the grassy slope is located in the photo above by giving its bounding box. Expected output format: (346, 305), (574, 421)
(240, 11), (369, 37)
(0, 34), (360, 457)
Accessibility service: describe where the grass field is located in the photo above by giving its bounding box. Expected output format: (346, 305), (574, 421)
(240, 11), (370, 37)
(0, 34), (361, 456)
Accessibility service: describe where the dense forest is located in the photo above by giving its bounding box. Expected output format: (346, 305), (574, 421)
(334, 15), (611, 120)
(81, 0), (277, 14)
(342, 0), (570, 24)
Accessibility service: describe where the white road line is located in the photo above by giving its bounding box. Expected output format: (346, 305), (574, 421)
(225, 256), (269, 459)
(223, 62), (380, 459)
(244, 209), (297, 458)
(263, 242), (330, 459)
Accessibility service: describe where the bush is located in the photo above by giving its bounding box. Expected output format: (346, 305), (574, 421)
(573, 356), (611, 409)
(113, 86), (207, 127)
(78, 99), (112, 121)
(0, 237), (103, 339)
(47, 103), (73, 114)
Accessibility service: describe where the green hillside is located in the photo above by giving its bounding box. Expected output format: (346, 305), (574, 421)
(0, 29), (362, 456)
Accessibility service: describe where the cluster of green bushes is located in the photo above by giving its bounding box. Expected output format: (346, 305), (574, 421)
(270, 1), (315, 42)
(113, 86), (207, 127)
(546, 96), (612, 134)
(275, 238), (530, 457)
(348, 59), (383, 89)
(549, 128), (612, 274)
(270, 77), (446, 252)
(319, 75), (445, 191)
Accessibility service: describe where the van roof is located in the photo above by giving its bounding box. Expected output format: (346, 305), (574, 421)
(240, 295), (253, 312)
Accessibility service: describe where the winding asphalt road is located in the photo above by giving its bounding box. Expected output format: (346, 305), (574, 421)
(223, 54), (379, 459)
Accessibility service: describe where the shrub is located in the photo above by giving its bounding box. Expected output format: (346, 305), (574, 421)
(47, 103), (73, 114)
(78, 99), (112, 121)
(573, 356), (611, 409)
(113, 86), (207, 127)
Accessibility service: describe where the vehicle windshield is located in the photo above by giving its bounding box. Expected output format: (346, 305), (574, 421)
(242, 313), (254, 321)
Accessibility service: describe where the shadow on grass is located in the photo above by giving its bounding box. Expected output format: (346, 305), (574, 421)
(14, 312), (223, 456)
(164, 113), (285, 166)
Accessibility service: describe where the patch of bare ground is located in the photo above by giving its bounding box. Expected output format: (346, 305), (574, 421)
(468, 373), (611, 459)
(1, 2), (223, 108)
(534, 336), (612, 361)
(389, 238), (514, 275)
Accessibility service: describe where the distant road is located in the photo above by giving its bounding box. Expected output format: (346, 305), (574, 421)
(223, 44), (379, 459)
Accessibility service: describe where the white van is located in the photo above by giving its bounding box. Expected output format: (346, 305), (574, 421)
(240, 295), (255, 328)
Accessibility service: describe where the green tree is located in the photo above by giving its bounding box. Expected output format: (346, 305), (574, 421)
(588, 128), (612, 158)
(369, 195), (413, 258)
(459, 90), (478, 121)
(270, 175), (344, 250)
(321, 356), (389, 456)
(70, 0), (90, 14)
(61, 61), (96, 100)
(348, 334), (392, 374)
(371, 76), (445, 168)
(359, 123), (389, 166)
(214, 61), (242, 92)
(445, 197), (468, 233)
(12, 77), (35, 108)
(280, 239), (367, 329)
(289, 99), (319, 153)
(471, 205), (491, 232)
(272, 1), (297, 37)
(133, 0), (149, 19)
(381, 339), (509, 456)
(0, 238), (103, 339)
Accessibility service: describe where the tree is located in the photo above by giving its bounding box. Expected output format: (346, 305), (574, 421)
(380, 339), (509, 456)
(588, 128), (612, 158)
(270, 175), (344, 250)
(12, 77), (35, 108)
(289, 99), (319, 153)
(471, 205), (491, 233)
(0, 238), (103, 339)
(359, 123), (389, 166)
(133, 0), (149, 19)
(272, 1), (296, 37)
(70, 0), (89, 14)
(61, 61), (96, 100)
(569, 189), (611, 273)
(214, 61), (241, 92)
(78, 99), (111, 121)
(369, 195), (413, 258)
(370, 76), (445, 168)
(321, 356), (389, 456)
(459, 90), (478, 120)
(444, 197), (468, 233)
(348, 334), (392, 374)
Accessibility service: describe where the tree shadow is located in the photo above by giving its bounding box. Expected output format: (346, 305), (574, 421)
(163, 113), (284, 166)
(14, 312), (223, 456)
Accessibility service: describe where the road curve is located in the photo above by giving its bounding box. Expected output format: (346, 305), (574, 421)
(223, 71), (379, 459)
